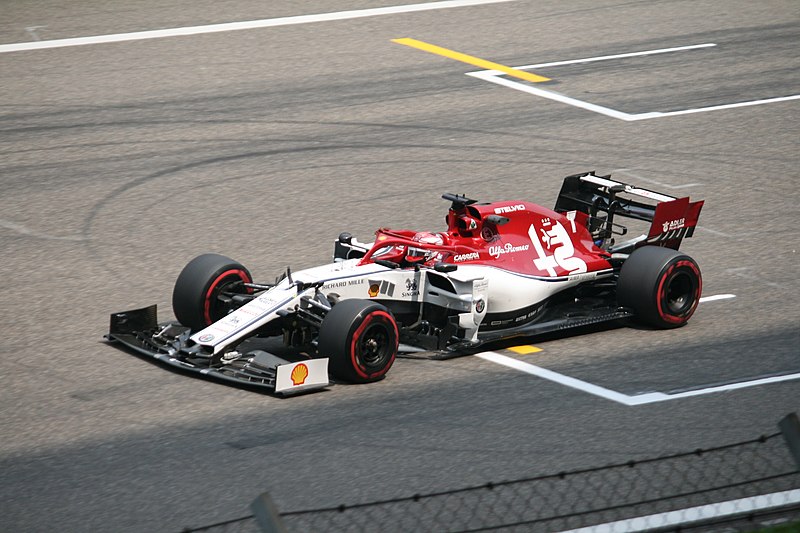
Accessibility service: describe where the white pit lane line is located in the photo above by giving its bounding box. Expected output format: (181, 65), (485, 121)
(466, 43), (800, 121)
(476, 294), (800, 405)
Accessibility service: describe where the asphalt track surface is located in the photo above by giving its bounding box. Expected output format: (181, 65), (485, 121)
(1, 1), (798, 531)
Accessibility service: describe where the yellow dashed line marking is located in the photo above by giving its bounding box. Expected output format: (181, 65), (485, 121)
(508, 345), (542, 355)
(392, 37), (551, 83)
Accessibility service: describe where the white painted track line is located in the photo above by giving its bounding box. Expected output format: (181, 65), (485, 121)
(699, 294), (736, 303)
(477, 293), (800, 405)
(558, 489), (800, 533)
(468, 69), (636, 121)
(466, 42), (800, 120)
(473, 43), (718, 75)
(0, 0), (516, 53)
(477, 351), (800, 406)
(470, 69), (800, 121)
(477, 351), (646, 404)
(639, 95), (800, 119)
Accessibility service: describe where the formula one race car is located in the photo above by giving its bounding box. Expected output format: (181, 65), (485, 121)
(107, 172), (704, 396)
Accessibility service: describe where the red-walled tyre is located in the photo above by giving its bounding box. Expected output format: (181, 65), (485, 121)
(172, 253), (252, 331)
(617, 246), (702, 329)
(318, 299), (399, 383)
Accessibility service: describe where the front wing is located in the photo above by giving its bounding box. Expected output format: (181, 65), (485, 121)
(106, 305), (331, 396)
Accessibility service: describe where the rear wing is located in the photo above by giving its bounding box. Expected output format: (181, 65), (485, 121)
(554, 172), (703, 250)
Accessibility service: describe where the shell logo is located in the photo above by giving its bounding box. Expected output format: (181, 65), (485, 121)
(291, 363), (309, 386)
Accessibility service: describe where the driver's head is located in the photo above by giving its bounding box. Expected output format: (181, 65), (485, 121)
(407, 232), (444, 262)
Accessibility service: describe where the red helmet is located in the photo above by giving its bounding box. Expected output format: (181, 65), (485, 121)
(408, 232), (444, 262)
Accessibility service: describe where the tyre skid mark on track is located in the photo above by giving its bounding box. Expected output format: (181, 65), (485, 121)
(0, 218), (86, 241)
(724, 267), (788, 289)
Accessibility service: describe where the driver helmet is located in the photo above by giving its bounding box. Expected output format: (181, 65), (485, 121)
(407, 232), (444, 263)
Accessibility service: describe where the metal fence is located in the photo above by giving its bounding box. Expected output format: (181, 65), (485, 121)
(182, 413), (800, 533)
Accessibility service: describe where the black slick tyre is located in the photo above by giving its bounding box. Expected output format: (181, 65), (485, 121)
(318, 299), (399, 383)
(172, 253), (252, 331)
(617, 246), (702, 329)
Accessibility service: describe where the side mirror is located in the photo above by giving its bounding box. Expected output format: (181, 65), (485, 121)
(375, 259), (400, 269)
(434, 262), (457, 273)
(485, 215), (510, 226)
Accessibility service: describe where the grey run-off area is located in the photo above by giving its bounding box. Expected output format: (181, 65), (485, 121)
(0, 0), (798, 531)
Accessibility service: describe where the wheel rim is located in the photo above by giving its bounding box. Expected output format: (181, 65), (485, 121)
(203, 269), (250, 325)
(356, 322), (393, 369)
(663, 270), (695, 315)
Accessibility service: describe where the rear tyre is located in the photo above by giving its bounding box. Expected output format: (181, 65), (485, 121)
(318, 299), (399, 383)
(172, 253), (252, 331)
(617, 246), (702, 329)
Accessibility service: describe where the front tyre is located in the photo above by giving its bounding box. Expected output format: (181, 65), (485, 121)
(617, 246), (702, 329)
(318, 299), (399, 383)
(172, 253), (252, 331)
